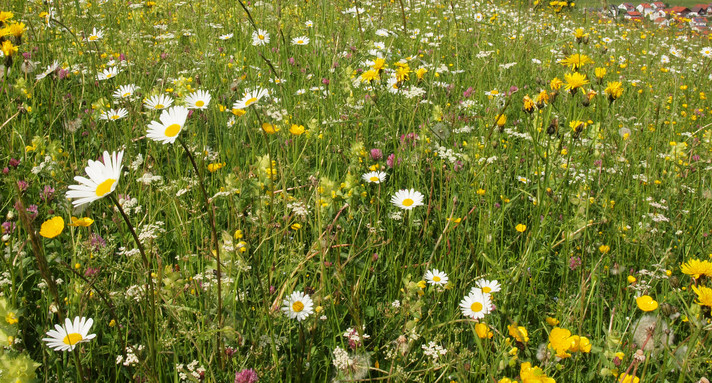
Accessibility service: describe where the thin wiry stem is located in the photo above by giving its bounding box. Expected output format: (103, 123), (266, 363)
(178, 137), (223, 367)
(109, 194), (158, 381)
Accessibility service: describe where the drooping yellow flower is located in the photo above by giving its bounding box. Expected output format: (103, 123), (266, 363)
(0, 11), (13, 24)
(535, 90), (550, 106)
(545, 317), (560, 326)
(605, 82), (624, 101)
(39, 216), (65, 239)
(680, 259), (712, 279)
(573, 28), (589, 42)
(564, 72), (589, 94)
(496, 114), (507, 127)
(395, 65), (410, 82)
(636, 295), (658, 312)
(68, 217), (94, 227)
(508, 323), (529, 343)
(371, 57), (386, 72)
(523, 95), (536, 113)
(692, 285), (712, 307)
(559, 53), (593, 70)
(5, 21), (24, 37)
(520, 362), (555, 383)
(475, 323), (493, 339)
(550, 77), (563, 91)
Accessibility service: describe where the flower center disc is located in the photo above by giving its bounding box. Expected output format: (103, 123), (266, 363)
(195, 100), (205, 107)
(244, 97), (258, 107)
(369, 176), (379, 182)
(482, 287), (491, 293)
(164, 123), (181, 137)
(402, 198), (414, 207)
(470, 302), (483, 312)
(95, 179), (116, 197)
(292, 301), (304, 312)
(62, 333), (83, 345)
(89, 36), (98, 41)
(154, 104), (164, 109)
(433, 276), (441, 282)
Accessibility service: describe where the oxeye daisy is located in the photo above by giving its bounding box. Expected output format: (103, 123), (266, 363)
(252, 29), (270, 46)
(113, 84), (139, 99)
(96, 67), (120, 81)
(362, 171), (386, 184)
(232, 87), (269, 110)
(459, 288), (492, 320)
(146, 105), (190, 145)
(475, 279), (501, 294)
(184, 90), (211, 110)
(282, 291), (314, 321)
(86, 27), (104, 42)
(42, 316), (96, 352)
(291, 36), (310, 46)
(391, 189), (424, 210)
(219, 33), (233, 40)
(144, 94), (174, 111)
(424, 269), (448, 286)
(35, 60), (59, 80)
(66, 150), (123, 207)
(100, 108), (128, 121)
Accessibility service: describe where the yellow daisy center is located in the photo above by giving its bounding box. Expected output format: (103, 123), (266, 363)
(62, 333), (83, 345)
(89, 36), (98, 41)
(470, 302), (483, 312)
(106, 73), (113, 78)
(110, 115), (120, 120)
(244, 97), (258, 107)
(298, 40), (304, 44)
(122, 92), (131, 97)
(95, 179), (116, 197)
(433, 276), (441, 282)
(154, 104), (164, 109)
(164, 123), (181, 137)
(292, 301), (304, 312)
(482, 287), (491, 293)
(369, 176), (379, 182)
(258, 35), (265, 40)
(402, 198), (414, 207)
(195, 100), (205, 107)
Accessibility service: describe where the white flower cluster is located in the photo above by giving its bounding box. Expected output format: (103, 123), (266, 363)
(421, 341), (447, 363)
(115, 344), (143, 366)
(176, 360), (205, 382)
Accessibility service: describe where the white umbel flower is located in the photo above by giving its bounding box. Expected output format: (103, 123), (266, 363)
(282, 291), (314, 321)
(66, 150), (123, 207)
(185, 90), (211, 110)
(362, 171), (386, 184)
(43, 316), (96, 352)
(424, 269), (448, 286)
(232, 87), (269, 110)
(144, 94), (174, 111)
(100, 108), (128, 121)
(146, 106), (190, 144)
(391, 189), (424, 210)
(459, 288), (492, 320)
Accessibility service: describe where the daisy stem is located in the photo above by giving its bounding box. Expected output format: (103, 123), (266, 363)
(177, 137), (223, 367)
(72, 348), (86, 383)
(108, 194), (158, 380)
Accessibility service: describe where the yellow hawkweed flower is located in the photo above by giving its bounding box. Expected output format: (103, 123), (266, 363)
(605, 81), (624, 102)
(680, 258), (712, 279)
(692, 285), (712, 307)
(564, 72), (589, 94)
(559, 53), (593, 70)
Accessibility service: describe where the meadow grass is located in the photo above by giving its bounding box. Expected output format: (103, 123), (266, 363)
(1, 0), (712, 382)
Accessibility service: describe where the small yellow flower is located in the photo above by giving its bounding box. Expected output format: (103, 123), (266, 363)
(691, 285), (712, 307)
(475, 323), (493, 339)
(5, 312), (18, 325)
(68, 217), (94, 227)
(39, 216), (64, 239)
(636, 295), (658, 312)
(291, 223), (302, 230)
(599, 245), (610, 254)
(545, 317), (560, 326)
(508, 323), (529, 343)
(476, 189), (486, 195)
(289, 124), (305, 135)
(515, 224), (527, 233)
(207, 162), (226, 172)
(496, 114), (507, 127)
(261, 122), (280, 134)
(627, 275), (636, 284)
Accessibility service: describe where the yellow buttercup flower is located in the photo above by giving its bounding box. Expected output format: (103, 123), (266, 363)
(289, 124), (305, 135)
(475, 323), (493, 339)
(68, 217), (94, 227)
(508, 323), (529, 343)
(515, 224), (527, 233)
(636, 295), (658, 312)
(40, 216), (65, 239)
(261, 123), (280, 134)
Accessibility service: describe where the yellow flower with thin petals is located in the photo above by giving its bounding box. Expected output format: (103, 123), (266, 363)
(636, 295), (658, 311)
(550, 77), (563, 91)
(605, 82), (624, 101)
(692, 285), (712, 307)
(564, 72), (589, 94)
(559, 53), (593, 70)
(40, 217), (65, 239)
(680, 259), (712, 279)
(1, 40), (18, 57)
(595, 67), (607, 79)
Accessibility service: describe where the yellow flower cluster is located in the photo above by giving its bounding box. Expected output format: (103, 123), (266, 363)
(548, 327), (592, 359)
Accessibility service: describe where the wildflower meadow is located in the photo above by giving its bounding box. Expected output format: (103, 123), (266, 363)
(1, 0), (712, 382)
